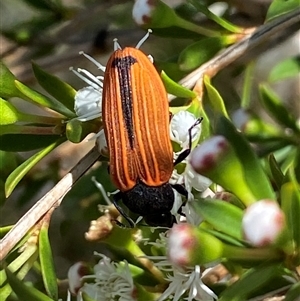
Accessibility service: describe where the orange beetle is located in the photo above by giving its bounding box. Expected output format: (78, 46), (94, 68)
(102, 38), (201, 227)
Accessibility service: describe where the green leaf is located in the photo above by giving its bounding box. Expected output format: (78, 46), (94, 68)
(2, 253), (40, 300)
(295, 149), (300, 184)
(151, 27), (209, 39)
(0, 153), (17, 176)
(5, 138), (65, 197)
(161, 71), (196, 98)
(0, 98), (20, 125)
(198, 108), (211, 141)
(22, 0), (63, 11)
(178, 37), (226, 71)
(32, 62), (76, 112)
(266, 0), (300, 22)
(82, 292), (96, 301)
(241, 62), (255, 108)
(269, 56), (300, 82)
(134, 283), (157, 301)
(140, 0), (218, 37)
(0, 63), (24, 99)
(189, 0), (242, 33)
(3, 244), (39, 299)
(204, 76), (229, 119)
(15, 80), (75, 118)
(239, 113), (284, 140)
(0, 225), (13, 238)
(285, 282), (300, 301)
(157, 61), (186, 81)
(216, 117), (275, 200)
(268, 154), (285, 189)
(39, 220), (58, 300)
(5, 268), (54, 301)
(259, 84), (299, 133)
(191, 199), (243, 240)
(0, 281), (12, 301)
(219, 264), (283, 301)
(281, 181), (300, 251)
(201, 227), (245, 247)
(280, 146), (298, 174)
(0, 98), (61, 126)
(0, 134), (61, 152)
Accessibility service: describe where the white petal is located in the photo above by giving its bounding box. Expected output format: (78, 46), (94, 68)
(74, 86), (102, 121)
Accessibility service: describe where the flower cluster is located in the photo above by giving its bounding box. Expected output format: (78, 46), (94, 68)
(68, 37), (217, 300)
(68, 24), (294, 301)
(144, 232), (218, 301)
(69, 254), (136, 301)
(1, 1), (299, 301)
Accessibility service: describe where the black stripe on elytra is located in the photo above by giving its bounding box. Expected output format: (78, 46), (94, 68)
(112, 56), (137, 149)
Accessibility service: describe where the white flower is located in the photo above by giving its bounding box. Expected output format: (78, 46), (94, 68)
(145, 233), (218, 301)
(170, 111), (201, 149)
(74, 86), (102, 121)
(181, 199), (203, 226)
(70, 51), (105, 122)
(169, 111), (212, 222)
(184, 163), (212, 192)
(158, 266), (217, 301)
(81, 254), (136, 301)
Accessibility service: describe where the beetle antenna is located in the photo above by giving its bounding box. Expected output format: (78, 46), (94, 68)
(113, 38), (122, 51)
(136, 29), (152, 49)
(92, 177), (112, 205)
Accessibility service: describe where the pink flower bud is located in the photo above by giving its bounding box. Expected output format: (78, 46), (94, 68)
(232, 108), (250, 131)
(190, 135), (229, 173)
(132, 0), (156, 25)
(132, 0), (178, 28)
(190, 135), (257, 206)
(242, 200), (285, 247)
(168, 224), (224, 266)
(168, 224), (197, 266)
(68, 262), (90, 295)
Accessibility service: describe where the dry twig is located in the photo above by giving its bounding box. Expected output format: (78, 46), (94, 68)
(0, 147), (101, 260)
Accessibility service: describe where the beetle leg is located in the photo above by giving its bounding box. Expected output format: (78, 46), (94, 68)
(112, 191), (135, 228)
(174, 117), (203, 166)
(171, 183), (188, 218)
(171, 183), (188, 199)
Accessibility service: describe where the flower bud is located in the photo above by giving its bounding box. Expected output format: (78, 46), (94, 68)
(167, 224), (224, 267)
(190, 136), (256, 206)
(68, 262), (90, 295)
(190, 136), (229, 173)
(232, 108), (282, 138)
(242, 200), (285, 247)
(66, 118), (100, 143)
(132, 0), (178, 28)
